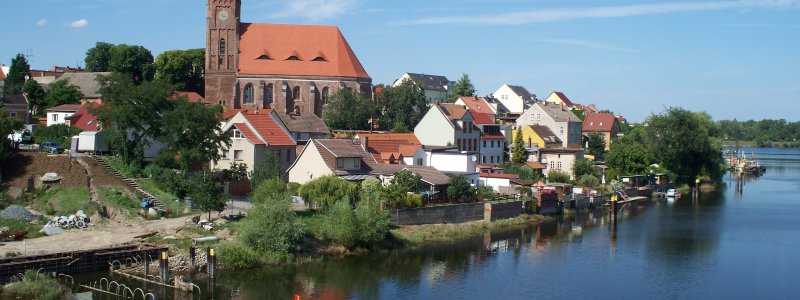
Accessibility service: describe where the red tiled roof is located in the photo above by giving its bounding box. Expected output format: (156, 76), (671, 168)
(0, 68), (5, 81)
(583, 113), (617, 132)
(356, 132), (419, 143)
(238, 23), (370, 79)
(364, 139), (420, 164)
(398, 144), (421, 157)
(458, 96), (495, 116)
(480, 173), (520, 179)
(524, 161), (546, 169)
(553, 91), (574, 106)
(233, 123), (262, 145)
(66, 102), (101, 131)
(173, 92), (208, 104)
(471, 112), (494, 125)
(311, 139), (377, 175)
(46, 104), (82, 112)
(510, 178), (533, 186)
(223, 109), (252, 120)
(438, 103), (469, 120)
(243, 110), (295, 146)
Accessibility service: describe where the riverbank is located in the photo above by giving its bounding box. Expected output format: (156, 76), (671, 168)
(392, 214), (551, 247)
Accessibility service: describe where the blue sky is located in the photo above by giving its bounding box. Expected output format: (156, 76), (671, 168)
(2, 0), (799, 122)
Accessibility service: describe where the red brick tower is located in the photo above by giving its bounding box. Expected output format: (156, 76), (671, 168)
(205, 0), (241, 108)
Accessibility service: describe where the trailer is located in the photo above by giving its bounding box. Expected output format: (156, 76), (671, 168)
(77, 131), (109, 153)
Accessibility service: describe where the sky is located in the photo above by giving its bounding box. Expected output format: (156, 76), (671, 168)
(2, 0), (799, 122)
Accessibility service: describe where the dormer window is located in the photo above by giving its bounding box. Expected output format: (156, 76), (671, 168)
(231, 129), (244, 139)
(312, 56), (327, 62)
(256, 54), (272, 60)
(286, 55), (301, 61)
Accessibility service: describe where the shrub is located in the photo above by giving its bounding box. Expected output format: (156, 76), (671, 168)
(354, 197), (391, 245)
(447, 173), (475, 203)
(31, 124), (81, 147)
(359, 177), (383, 203)
(299, 175), (355, 211)
(217, 242), (261, 269)
(251, 151), (283, 188)
(577, 174), (600, 189)
(287, 182), (301, 196)
(477, 186), (496, 200)
(547, 170), (571, 183)
(148, 166), (190, 198)
(378, 183), (406, 209)
(4, 270), (68, 300)
(403, 194), (424, 208)
(321, 198), (390, 248)
(238, 193), (304, 253)
(250, 177), (285, 202)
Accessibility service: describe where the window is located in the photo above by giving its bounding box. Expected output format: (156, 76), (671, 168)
(483, 140), (487, 148)
(550, 161), (556, 169)
(231, 129), (244, 139)
(337, 158), (344, 168)
(52, 114), (58, 122)
(416, 158), (423, 166)
(536, 114), (541, 121)
(312, 56), (327, 62)
(557, 161), (562, 170)
(286, 55), (301, 61)
(264, 84), (273, 108)
(354, 159), (361, 168)
(219, 38), (226, 55)
(256, 54), (272, 60)
(292, 86), (300, 100)
(491, 140), (495, 147)
(234, 150), (243, 160)
(457, 139), (462, 150)
(490, 156), (494, 163)
(496, 156), (500, 163)
(222, 150), (229, 159)
(560, 126), (564, 134)
(322, 87), (330, 104)
(243, 83), (254, 104)
(10, 112), (17, 117)
(482, 156), (486, 164)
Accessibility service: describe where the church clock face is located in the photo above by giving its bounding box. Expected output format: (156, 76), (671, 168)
(218, 10), (229, 21)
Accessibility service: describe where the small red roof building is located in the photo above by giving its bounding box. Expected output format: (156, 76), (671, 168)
(66, 102), (102, 131)
(583, 113), (619, 132)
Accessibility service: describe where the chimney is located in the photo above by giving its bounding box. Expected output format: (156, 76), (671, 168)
(361, 136), (369, 151)
(560, 102), (564, 110)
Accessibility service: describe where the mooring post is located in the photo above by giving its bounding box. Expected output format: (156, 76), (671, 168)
(189, 246), (196, 272)
(160, 251), (170, 281)
(143, 252), (150, 279)
(207, 247), (217, 279)
(609, 194), (618, 223)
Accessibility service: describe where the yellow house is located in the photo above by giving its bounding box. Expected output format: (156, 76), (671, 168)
(582, 113), (620, 150)
(512, 125), (563, 150)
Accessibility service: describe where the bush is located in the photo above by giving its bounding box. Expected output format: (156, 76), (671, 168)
(299, 175), (355, 211)
(251, 177), (285, 202)
(447, 173), (475, 203)
(577, 174), (600, 189)
(359, 177), (383, 203)
(321, 198), (390, 248)
(403, 194), (424, 208)
(238, 193), (304, 253)
(547, 170), (571, 183)
(353, 197), (391, 245)
(378, 183), (406, 209)
(287, 182), (301, 196)
(31, 124), (81, 148)
(3, 270), (68, 300)
(148, 166), (190, 198)
(217, 242), (261, 269)
(477, 186), (496, 200)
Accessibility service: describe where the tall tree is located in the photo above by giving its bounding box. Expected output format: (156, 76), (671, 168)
(85, 42), (114, 72)
(160, 98), (230, 170)
(446, 173), (475, 203)
(22, 80), (47, 116)
(109, 44), (155, 82)
(447, 73), (476, 102)
(3, 54), (30, 94)
(605, 140), (650, 178)
(375, 80), (429, 132)
(587, 132), (607, 158)
(391, 170), (423, 193)
(93, 73), (175, 168)
(44, 79), (83, 108)
(188, 171), (228, 219)
(250, 150), (284, 189)
(512, 127), (527, 165)
(0, 108), (23, 173)
(154, 49), (205, 95)
(322, 88), (373, 131)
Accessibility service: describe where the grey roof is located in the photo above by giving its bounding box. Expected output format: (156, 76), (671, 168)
(371, 164), (450, 186)
(404, 73), (451, 91)
(529, 125), (562, 144)
(507, 85), (535, 102)
(275, 112), (330, 134)
(1, 94), (28, 106)
(54, 72), (111, 98)
(537, 102), (581, 122)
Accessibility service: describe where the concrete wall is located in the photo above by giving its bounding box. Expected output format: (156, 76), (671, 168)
(479, 138), (505, 165)
(390, 202), (484, 225)
(484, 201), (526, 221)
(46, 112), (73, 126)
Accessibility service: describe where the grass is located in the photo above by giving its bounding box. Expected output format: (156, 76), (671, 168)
(297, 210), (326, 238)
(2, 270), (69, 300)
(0, 217), (46, 239)
(33, 187), (97, 217)
(104, 155), (140, 178)
(137, 178), (187, 215)
(97, 187), (139, 216)
(391, 214), (550, 246)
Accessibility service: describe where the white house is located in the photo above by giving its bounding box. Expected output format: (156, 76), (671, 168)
(516, 102), (583, 148)
(424, 146), (480, 187)
(393, 72), (453, 103)
(414, 103), (481, 153)
(211, 109), (297, 174)
(46, 104), (81, 126)
(478, 173), (533, 194)
(492, 84), (536, 115)
(539, 148), (585, 179)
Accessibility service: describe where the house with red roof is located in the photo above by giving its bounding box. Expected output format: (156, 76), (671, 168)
(173, 92), (209, 105)
(66, 102), (102, 131)
(46, 104), (82, 126)
(582, 112), (620, 150)
(454, 96), (498, 119)
(353, 132), (424, 165)
(414, 103), (481, 153)
(211, 109), (297, 174)
(471, 111), (506, 166)
(205, 1), (371, 117)
(492, 84), (536, 114)
(544, 91), (575, 109)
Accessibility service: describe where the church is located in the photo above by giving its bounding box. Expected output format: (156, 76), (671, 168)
(205, 0), (372, 116)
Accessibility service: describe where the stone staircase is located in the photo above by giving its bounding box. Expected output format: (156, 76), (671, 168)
(91, 155), (167, 211)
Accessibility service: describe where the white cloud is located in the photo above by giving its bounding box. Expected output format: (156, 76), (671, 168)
(68, 19), (89, 28)
(400, 0), (800, 25)
(36, 19), (47, 27)
(272, 0), (361, 20)
(536, 38), (637, 53)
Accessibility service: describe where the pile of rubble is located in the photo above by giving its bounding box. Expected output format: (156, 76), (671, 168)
(40, 210), (92, 236)
(0, 205), (37, 221)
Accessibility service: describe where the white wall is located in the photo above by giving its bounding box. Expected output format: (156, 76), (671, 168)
(492, 85), (525, 114)
(542, 151), (584, 179)
(414, 106), (454, 146)
(427, 151), (477, 173)
(288, 142), (334, 184)
(402, 148), (427, 166)
(479, 177), (511, 192)
(47, 112), (74, 126)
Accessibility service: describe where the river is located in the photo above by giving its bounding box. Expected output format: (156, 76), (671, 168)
(75, 147), (800, 299)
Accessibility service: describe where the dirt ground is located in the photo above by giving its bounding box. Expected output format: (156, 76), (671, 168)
(2, 152), (91, 190)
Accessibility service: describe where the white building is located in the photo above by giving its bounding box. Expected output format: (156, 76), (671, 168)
(393, 72), (453, 103)
(46, 104), (81, 126)
(491, 84), (536, 115)
(516, 102), (583, 148)
(414, 103), (481, 153)
(539, 148), (584, 179)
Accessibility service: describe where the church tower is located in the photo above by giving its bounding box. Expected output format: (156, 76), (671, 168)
(205, 0), (241, 108)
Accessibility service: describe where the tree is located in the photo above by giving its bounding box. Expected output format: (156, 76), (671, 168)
(577, 174), (600, 189)
(85, 42), (114, 72)
(93, 73), (175, 168)
(322, 88), (373, 130)
(31, 124), (81, 148)
(44, 79), (84, 108)
(22, 80), (47, 116)
(587, 132), (606, 158)
(154, 49), (205, 95)
(375, 81), (429, 132)
(250, 150), (283, 188)
(645, 107), (724, 185)
(359, 177), (383, 203)
(391, 169), (422, 193)
(109, 44), (155, 82)
(447, 73), (476, 102)
(299, 175), (356, 211)
(239, 186), (305, 254)
(0, 108), (23, 175)
(3, 54), (30, 94)
(160, 98), (229, 170)
(321, 198), (390, 248)
(188, 171), (227, 219)
(572, 158), (599, 179)
(512, 127), (527, 165)
(546, 170), (571, 183)
(446, 173), (475, 203)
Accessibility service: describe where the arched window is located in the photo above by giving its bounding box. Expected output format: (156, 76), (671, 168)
(243, 84), (254, 104)
(322, 87), (329, 104)
(264, 84), (273, 108)
(292, 86), (300, 101)
(219, 38), (226, 55)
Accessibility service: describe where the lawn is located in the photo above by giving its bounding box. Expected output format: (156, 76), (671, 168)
(0, 217), (46, 239)
(97, 187), (139, 216)
(33, 187), (97, 217)
(104, 155), (140, 178)
(297, 210), (325, 238)
(137, 178), (188, 215)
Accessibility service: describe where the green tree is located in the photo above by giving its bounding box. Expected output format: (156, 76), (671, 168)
(31, 124), (81, 148)
(577, 174), (600, 189)
(85, 42), (114, 72)
(645, 107), (724, 185)
(378, 183), (406, 208)
(323, 88), (373, 130)
(22, 80), (47, 116)
(321, 198), (390, 248)
(239, 186), (305, 254)
(160, 98), (229, 170)
(188, 171), (227, 219)
(299, 175), (356, 211)
(3, 54), (30, 94)
(154, 49), (205, 94)
(512, 127), (527, 165)
(391, 169), (422, 193)
(446, 173), (475, 203)
(546, 170), (571, 183)
(572, 158), (599, 179)
(587, 132), (606, 158)
(605, 140), (650, 178)
(375, 81), (429, 131)
(44, 79), (84, 108)
(359, 177), (383, 203)
(447, 73), (476, 102)
(250, 150), (283, 188)
(0, 108), (23, 176)
(93, 73), (175, 168)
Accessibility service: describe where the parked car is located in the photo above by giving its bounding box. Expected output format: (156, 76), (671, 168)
(666, 189), (676, 197)
(40, 141), (65, 153)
